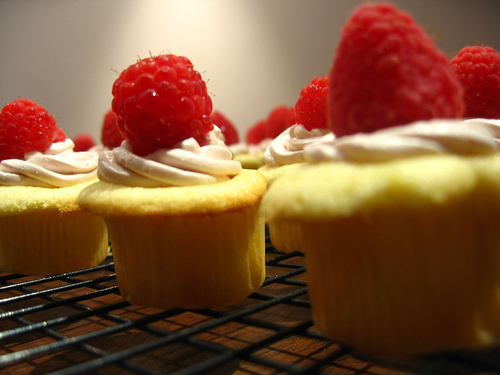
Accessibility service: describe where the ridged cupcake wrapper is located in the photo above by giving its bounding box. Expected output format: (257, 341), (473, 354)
(105, 204), (266, 310)
(301, 195), (500, 355)
(268, 220), (303, 253)
(0, 211), (109, 275)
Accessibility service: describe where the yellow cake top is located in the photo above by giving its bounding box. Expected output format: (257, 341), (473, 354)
(0, 179), (98, 215)
(258, 163), (303, 186)
(77, 169), (267, 216)
(233, 152), (265, 170)
(262, 154), (500, 221)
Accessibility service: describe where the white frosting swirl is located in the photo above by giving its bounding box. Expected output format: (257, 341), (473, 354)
(0, 139), (99, 188)
(264, 124), (332, 166)
(98, 126), (242, 187)
(305, 119), (500, 163)
(89, 144), (108, 154)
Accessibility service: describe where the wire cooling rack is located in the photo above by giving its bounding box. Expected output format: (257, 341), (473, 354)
(0, 229), (499, 374)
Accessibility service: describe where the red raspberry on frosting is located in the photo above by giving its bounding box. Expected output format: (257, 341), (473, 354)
(73, 133), (96, 151)
(211, 110), (239, 145)
(101, 109), (125, 149)
(328, 3), (464, 137)
(0, 98), (65, 161)
(295, 76), (329, 130)
(246, 120), (266, 145)
(450, 45), (500, 119)
(245, 106), (295, 145)
(55, 127), (66, 142)
(111, 54), (214, 155)
(265, 105), (296, 139)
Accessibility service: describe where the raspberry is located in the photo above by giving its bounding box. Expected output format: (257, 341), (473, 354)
(328, 3), (464, 137)
(112, 54), (213, 155)
(101, 109), (125, 148)
(73, 133), (96, 151)
(55, 127), (66, 142)
(0, 98), (65, 161)
(211, 110), (239, 145)
(246, 120), (266, 145)
(246, 106), (296, 145)
(295, 76), (329, 130)
(450, 46), (500, 118)
(265, 105), (296, 139)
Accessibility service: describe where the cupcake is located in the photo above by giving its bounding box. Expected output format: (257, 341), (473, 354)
(233, 105), (296, 169)
(263, 3), (500, 355)
(259, 77), (331, 253)
(265, 120), (500, 355)
(0, 98), (108, 275)
(231, 119), (268, 169)
(77, 54), (267, 310)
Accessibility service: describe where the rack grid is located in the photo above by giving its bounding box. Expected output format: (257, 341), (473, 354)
(0, 230), (498, 374)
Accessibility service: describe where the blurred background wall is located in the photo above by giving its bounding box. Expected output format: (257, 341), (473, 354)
(1, 0), (499, 142)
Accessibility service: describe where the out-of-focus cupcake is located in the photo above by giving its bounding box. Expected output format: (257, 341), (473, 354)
(260, 77), (331, 184)
(233, 105), (296, 169)
(264, 2), (500, 355)
(0, 98), (108, 275)
(232, 120), (268, 169)
(266, 119), (500, 354)
(259, 77), (332, 253)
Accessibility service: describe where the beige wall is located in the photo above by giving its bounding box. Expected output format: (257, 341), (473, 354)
(1, 0), (499, 141)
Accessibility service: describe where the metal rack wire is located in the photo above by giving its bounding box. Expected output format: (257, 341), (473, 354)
(0, 231), (499, 374)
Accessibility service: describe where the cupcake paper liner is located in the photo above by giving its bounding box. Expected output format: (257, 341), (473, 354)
(105, 204), (266, 310)
(268, 220), (302, 253)
(0, 210), (109, 275)
(301, 194), (500, 355)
